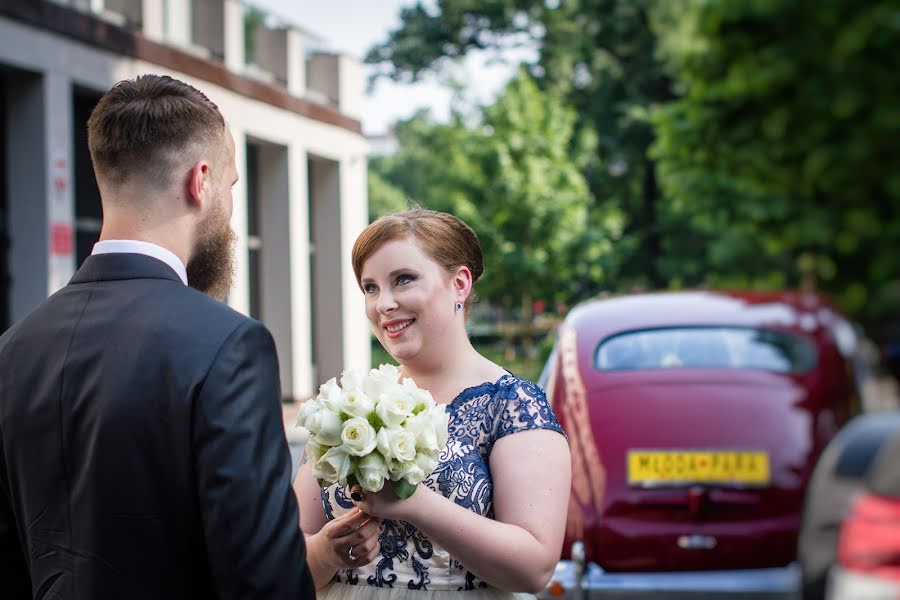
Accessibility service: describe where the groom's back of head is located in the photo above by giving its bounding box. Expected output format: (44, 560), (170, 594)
(86, 74), (226, 197)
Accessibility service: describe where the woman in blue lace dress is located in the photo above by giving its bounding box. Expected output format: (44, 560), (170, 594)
(294, 209), (571, 599)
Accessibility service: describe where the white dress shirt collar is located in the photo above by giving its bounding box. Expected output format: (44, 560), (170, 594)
(91, 239), (188, 286)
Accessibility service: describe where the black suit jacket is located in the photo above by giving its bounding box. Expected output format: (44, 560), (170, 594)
(0, 253), (315, 599)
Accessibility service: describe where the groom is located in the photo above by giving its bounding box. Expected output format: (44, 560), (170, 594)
(0, 75), (315, 598)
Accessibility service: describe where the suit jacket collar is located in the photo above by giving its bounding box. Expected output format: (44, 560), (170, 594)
(70, 253), (184, 285)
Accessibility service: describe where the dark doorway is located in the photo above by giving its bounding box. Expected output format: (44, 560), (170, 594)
(72, 90), (102, 266)
(246, 142), (262, 320)
(0, 75), (9, 332)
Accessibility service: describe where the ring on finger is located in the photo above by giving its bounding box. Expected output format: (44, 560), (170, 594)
(348, 546), (356, 561)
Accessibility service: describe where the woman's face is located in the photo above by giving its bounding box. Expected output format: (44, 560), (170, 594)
(359, 237), (460, 364)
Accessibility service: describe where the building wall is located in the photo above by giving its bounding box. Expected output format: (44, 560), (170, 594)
(0, 4), (371, 399)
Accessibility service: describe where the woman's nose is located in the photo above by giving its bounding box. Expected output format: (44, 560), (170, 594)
(376, 290), (398, 313)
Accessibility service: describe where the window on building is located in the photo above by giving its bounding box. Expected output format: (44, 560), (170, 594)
(72, 91), (102, 266)
(246, 142), (262, 320)
(1, 77), (9, 332)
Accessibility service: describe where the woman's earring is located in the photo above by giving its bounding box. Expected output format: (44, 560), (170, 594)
(455, 302), (463, 313)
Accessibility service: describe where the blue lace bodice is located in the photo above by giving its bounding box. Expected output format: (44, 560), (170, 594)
(321, 374), (565, 592)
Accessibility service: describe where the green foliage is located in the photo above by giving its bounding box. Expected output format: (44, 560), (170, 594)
(367, 164), (408, 221)
(243, 7), (266, 65)
(366, 0), (900, 330)
(369, 70), (594, 317)
(389, 478), (418, 499)
(651, 0), (900, 322)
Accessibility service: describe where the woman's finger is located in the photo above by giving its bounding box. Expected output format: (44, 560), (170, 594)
(326, 508), (370, 535)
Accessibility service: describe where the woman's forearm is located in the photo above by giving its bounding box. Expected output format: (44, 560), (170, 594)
(402, 487), (557, 593)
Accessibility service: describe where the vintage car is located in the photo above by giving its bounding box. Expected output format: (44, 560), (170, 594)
(538, 290), (861, 598)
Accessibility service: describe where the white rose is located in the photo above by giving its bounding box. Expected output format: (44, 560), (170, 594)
(357, 453), (389, 492)
(317, 378), (345, 414)
(294, 398), (321, 430)
(395, 456), (428, 486)
(376, 392), (415, 429)
(403, 411), (438, 453)
(404, 406), (450, 453)
(305, 408), (344, 447)
(304, 439), (325, 465)
(430, 406), (450, 451)
(342, 389), (375, 419)
(313, 446), (351, 485)
(376, 427), (417, 463)
(415, 451), (438, 476)
(341, 417), (378, 456)
(340, 368), (365, 393)
(402, 378), (436, 412)
(365, 364), (401, 400)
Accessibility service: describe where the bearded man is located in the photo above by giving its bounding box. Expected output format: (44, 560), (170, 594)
(0, 75), (315, 598)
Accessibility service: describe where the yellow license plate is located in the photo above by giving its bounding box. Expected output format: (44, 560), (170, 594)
(627, 450), (770, 487)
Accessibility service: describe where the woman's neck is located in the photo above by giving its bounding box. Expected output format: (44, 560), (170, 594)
(398, 340), (505, 405)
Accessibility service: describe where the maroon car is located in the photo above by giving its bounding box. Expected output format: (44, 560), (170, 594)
(539, 291), (860, 598)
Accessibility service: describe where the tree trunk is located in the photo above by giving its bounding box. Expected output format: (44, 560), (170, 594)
(643, 158), (664, 288)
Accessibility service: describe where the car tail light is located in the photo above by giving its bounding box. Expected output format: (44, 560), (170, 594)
(837, 493), (900, 581)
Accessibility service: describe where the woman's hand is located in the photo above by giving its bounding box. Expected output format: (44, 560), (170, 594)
(348, 483), (432, 522)
(308, 508), (382, 573)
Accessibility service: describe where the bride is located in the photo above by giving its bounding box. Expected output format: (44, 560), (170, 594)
(294, 209), (571, 598)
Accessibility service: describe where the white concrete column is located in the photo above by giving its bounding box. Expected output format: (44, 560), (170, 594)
(227, 127), (250, 316)
(258, 143), (293, 400)
(141, 0), (166, 42)
(288, 145), (313, 398)
(337, 55), (363, 121)
(223, 0), (245, 72)
(44, 73), (75, 295)
(340, 152), (370, 373)
(286, 28), (306, 97)
(166, 0), (191, 48)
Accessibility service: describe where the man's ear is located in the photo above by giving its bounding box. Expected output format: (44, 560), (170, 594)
(187, 160), (210, 209)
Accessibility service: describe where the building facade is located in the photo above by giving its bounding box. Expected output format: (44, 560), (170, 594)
(0, 0), (371, 400)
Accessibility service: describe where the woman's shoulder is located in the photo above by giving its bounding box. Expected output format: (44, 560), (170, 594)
(489, 373), (564, 442)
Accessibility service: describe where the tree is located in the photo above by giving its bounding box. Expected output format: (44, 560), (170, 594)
(651, 0), (900, 323)
(368, 70), (595, 319)
(366, 0), (677, 293)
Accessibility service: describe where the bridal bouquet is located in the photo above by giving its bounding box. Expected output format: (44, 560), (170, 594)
(295, 364), (449, 499)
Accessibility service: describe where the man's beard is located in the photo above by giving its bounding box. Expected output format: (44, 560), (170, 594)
(187, 202), (236, 301)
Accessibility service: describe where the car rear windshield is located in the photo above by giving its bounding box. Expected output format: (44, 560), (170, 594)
(594, 327), (817, 373)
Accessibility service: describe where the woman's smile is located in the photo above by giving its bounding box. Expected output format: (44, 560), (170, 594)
(383, 318), (415, 338)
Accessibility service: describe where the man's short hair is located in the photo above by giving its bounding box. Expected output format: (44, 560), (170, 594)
(87, 74), (226, 189)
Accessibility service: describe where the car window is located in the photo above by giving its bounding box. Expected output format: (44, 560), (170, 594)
(594, 327), (817, 373)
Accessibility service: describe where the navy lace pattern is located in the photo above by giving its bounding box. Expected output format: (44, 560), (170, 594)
(323, 374), (565, 591)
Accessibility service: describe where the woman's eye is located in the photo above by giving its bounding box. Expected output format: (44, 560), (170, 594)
(396, 274), (415, 286)
(363, 283), (377, 294)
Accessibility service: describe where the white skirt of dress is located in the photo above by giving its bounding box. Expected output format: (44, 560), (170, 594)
(318, 582), (537, 600)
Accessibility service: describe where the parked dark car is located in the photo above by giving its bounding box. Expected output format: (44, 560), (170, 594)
(538, 291), (861, 598)
(798, 411), (900, 599)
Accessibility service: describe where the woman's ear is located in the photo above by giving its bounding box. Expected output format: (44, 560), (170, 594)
(453, 265), (473, 303)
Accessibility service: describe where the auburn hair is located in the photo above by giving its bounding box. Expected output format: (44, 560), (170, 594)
(352, 209), (484, 309)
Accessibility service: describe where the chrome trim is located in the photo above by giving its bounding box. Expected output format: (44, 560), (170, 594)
(542, 560), (801, 597)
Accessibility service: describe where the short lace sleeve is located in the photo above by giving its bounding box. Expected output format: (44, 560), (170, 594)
(491, 377), (565, 446)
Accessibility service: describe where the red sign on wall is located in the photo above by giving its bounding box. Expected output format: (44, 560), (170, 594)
(51, 223), (73, 256)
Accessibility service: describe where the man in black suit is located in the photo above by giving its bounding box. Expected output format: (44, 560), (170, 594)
(0, 75), (315, 598)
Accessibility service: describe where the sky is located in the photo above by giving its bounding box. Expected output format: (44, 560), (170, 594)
(250, 0), (527, 135)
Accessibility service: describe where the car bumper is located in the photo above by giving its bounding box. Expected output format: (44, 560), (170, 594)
(539, 559), (802, 599)
(827, 566), (900, 600)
